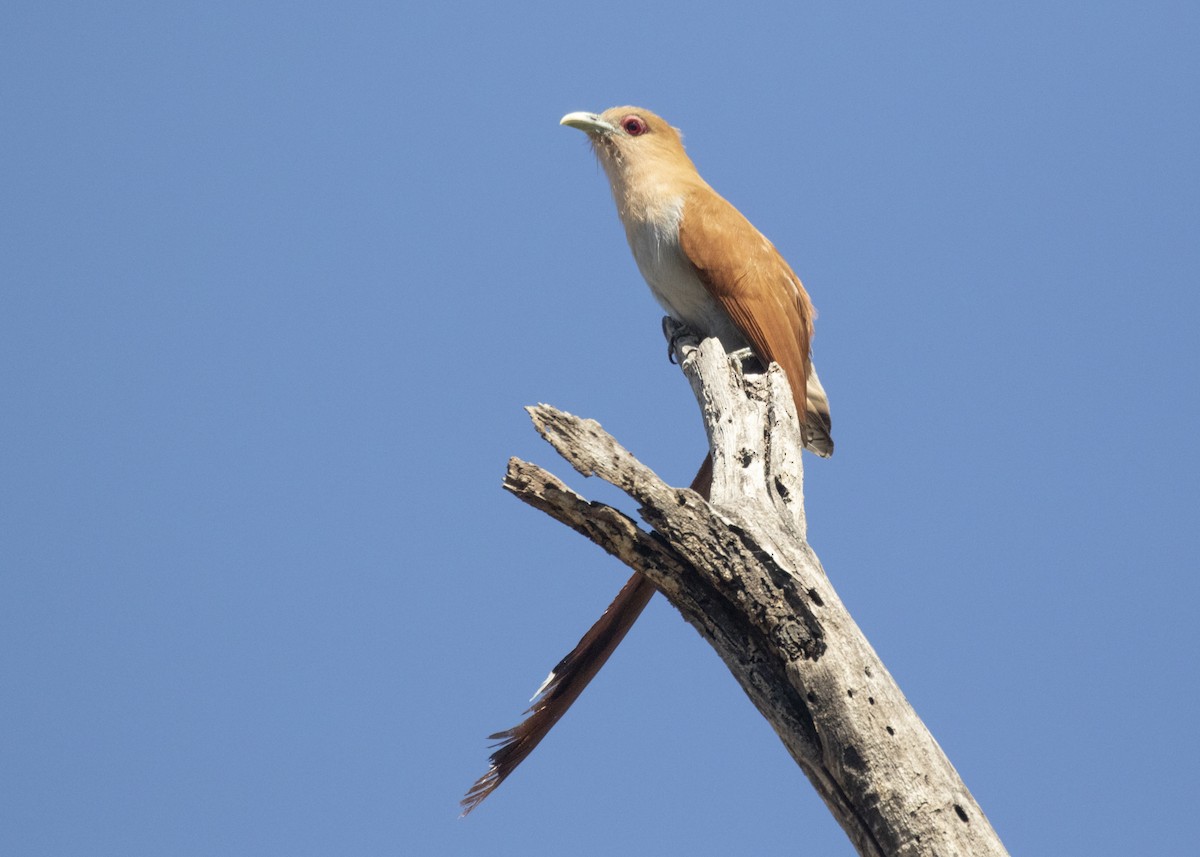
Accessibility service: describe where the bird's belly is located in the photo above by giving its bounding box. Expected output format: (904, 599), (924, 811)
(625, 211), (748, 351)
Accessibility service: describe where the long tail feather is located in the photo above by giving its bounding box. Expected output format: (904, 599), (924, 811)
(460, 457), (713, 815)
(460, 571), (655, 814)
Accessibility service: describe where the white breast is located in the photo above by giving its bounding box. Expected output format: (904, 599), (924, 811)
(622, 198), (748, 351)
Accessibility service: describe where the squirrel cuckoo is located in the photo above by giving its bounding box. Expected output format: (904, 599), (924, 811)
(462, 107), (833, 814)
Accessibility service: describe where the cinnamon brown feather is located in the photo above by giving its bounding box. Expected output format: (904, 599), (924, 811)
(463, 105), (833, 813)
(461, 459), (712, 815)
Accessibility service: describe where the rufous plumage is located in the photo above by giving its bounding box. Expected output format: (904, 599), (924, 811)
(462, 106), (833, 814)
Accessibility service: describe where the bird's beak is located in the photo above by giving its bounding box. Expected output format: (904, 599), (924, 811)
(560, 111), (616, 136)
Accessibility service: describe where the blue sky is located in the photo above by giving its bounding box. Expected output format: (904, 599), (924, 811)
(3, 2), (1198, 855)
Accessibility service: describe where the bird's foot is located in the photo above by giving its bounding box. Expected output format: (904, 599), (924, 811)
(727, 346), (764, 373)
(661, 317), (700, 365)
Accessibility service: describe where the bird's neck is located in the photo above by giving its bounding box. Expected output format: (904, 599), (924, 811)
(597, 149), (706, 231)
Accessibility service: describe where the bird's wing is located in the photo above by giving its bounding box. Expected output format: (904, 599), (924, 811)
(678, 187), (815, 424)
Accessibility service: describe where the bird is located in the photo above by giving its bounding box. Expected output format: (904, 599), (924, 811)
(461, 106), (833, 815)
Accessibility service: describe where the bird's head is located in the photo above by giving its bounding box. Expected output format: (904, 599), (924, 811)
(560, 106), (695, 185)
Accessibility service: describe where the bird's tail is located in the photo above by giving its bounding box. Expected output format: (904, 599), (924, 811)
(803, 363), (834, 458)
(460, 457), (713, 815)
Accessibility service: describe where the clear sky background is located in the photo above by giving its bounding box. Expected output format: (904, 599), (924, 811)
(3, 2), (1198, 855)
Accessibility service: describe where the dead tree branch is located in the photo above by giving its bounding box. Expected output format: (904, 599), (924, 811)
(504, 326), (1009, 857)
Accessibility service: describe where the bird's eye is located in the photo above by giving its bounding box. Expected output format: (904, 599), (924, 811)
(621, 116), (648, 136)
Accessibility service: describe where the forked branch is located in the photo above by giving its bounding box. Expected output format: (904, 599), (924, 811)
(499, 327), (1008, 857)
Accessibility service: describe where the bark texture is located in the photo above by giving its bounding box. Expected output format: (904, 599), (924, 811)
(504, 327), (1008, 857)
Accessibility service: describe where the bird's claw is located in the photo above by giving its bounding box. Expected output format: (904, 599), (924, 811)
(661, 317), (697, 365)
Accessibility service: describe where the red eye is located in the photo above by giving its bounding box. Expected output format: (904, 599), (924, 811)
(621, 115), (648, 136)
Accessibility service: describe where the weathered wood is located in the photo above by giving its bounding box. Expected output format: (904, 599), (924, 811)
(504, 327), (1009, 857)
